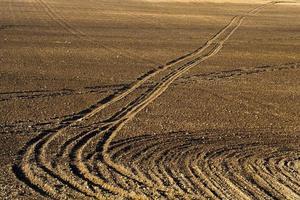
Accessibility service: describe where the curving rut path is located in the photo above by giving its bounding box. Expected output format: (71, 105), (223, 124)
(13, 1), (300, 199)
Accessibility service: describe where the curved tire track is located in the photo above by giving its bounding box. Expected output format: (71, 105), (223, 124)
(13, 1), (300, 199)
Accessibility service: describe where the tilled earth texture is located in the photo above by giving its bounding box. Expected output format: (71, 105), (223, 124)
(0, 0), (300, 199)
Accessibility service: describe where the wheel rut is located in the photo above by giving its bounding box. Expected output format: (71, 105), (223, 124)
(12, 1), (300, 199)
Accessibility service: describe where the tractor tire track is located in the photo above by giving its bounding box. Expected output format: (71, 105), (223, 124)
(1, 62), (298, 103)
(179, 62), (300, 83)
(34, 0), (160, 65)
(108, 131), (300, 199)
(13, 1), (298, 199)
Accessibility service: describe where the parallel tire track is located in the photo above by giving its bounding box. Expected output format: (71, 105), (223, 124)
(107, 131), (300, 199)
(13, 1), (300, 199)
(1, 62), (298, 102)
(34, 0), (160, 64)
(179, 62), (300, 83)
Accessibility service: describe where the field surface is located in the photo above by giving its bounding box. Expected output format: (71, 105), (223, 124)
(0, 0), (300, 199)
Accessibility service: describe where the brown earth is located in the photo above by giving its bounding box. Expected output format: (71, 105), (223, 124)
(0, 0), (299, 199)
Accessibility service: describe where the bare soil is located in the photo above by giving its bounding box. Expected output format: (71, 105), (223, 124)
(0, 0), (299, 199)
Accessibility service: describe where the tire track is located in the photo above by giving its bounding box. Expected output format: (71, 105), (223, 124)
(98, 2), (278, 188)
(13, 1), (297, 199)
(0, 25), (15, 31)
(108, 130), (300, 199)
(1, 62), (298, 103)
(0, 84), (126, 102)
(178, 62), (300, 83)
(34, 0), (160, 65)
